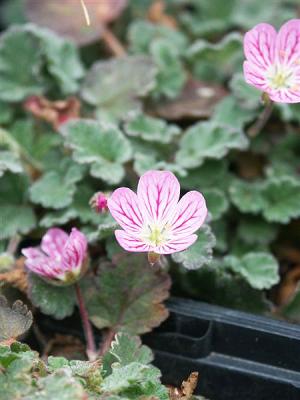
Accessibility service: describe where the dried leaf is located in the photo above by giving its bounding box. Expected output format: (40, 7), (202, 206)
(26, 0), (128, 45)
(24, 96), (80, 130)
(0, 296), (33, 342)
(0, 257), (28, 293)
(147, 0), (177, 29)
(169, 372), (199, 400)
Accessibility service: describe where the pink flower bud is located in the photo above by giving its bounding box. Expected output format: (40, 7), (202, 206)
(22, 227), (88, 285)
(89, 192), (109, 214)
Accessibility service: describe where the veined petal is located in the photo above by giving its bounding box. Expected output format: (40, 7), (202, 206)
(137, 170), (180, 223)
(268, 88), (300, 103)
(243, 61), (269, 91)
(108, 187), (144, 233)
(244, 23), (276, 69)
(115, 230), (151, 252)
(276, 19), (300, 65)
(155, 234), (198, 254)
(170, 191), (207, 237)
(62, 228), (87, 271)
(41, 227), (68, 258)
(22, 247), (62, 279)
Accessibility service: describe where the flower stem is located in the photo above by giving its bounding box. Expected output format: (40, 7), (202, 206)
(101, 27), (127, 57)
(98, 328), (116, 356)
(74, 282), (97, 360)
(7, 234), (21, 255)
(247, 101), (274, 138)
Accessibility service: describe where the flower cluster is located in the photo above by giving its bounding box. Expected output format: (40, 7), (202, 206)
(243, 19), (300, 103)
(22, 228), (88, 284)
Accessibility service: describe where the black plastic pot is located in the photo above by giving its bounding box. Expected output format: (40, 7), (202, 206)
(144, 298), (300, 400)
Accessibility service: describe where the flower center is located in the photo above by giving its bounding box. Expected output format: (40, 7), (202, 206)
(267, 64), (294, 90)
(141, 222), (171, 247)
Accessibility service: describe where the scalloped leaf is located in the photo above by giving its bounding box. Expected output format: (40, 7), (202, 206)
(176, 121), (248, 169)
(0, 296), (33, 342)
(229, 73), (261, 109)
(202, 188), (229, 221)
(229, 179), (265, 214)
(124, 114), (180, 144)
(212, 96), (256, 128)
(0, 173), (36, 240)
(187, 32), (243, 82)
(28, 274), (76, 319)
(81, 55), (157, 120)
(84, 253), (171, 334)
(237, 217), (278, 245)
(61, 119), (132, 184)
(224, 252), (279, 290)
(0, 151), (23, 177)
(29, 161), (84, 209)
(171, 225), (216, 270)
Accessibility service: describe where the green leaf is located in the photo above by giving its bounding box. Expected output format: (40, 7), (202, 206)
(237, 217), (278, 245)
(150, 38), (186, 99)
(128, 20), (188, 55)
(0, 296), (33, 341)
(229, 179), (265, 214)
(84, 253), (171, 334)
(176, 121), (248, 169)
(202, 188), (229, 221)
(124, 114), (180, 144)
(133, 152), (187, 178)
(0, 26), (44, 102)
(103, 333), (153, 374)
(229, 73), (261, 110)
(0, 173), (36, 240)
(0, 151), (23, 177)
(61, 119), (132, 184)
(81, 55), (157, 120)
(212, 96), (256, 128)
(224, 252), (279, 290)
(0, 102), (13, 124)
(177, 261), (271, 313)
(188, 32), (243, 82)
(29, 161), (84, 209)
(28, 274), (76, 319)
(172, 225), (216, 270)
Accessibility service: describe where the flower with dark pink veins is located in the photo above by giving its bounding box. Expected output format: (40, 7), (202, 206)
(89, 192), (109, 213)
(22, 228), (88, 284)
(107, 170), (207, 262)
(244, 19), (300, 103)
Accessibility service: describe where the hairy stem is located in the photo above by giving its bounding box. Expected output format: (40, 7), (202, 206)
(98, 328), (116, 356)
(74, 283), (97, 360)
(247, 102), (274, 138)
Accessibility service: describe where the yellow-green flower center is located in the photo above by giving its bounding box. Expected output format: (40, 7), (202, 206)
(141, 222), (171, 247)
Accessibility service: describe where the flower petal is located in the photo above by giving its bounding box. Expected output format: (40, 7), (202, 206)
(115, 230), (150, 252)
(137, 170), (180, 224)
(170, 191), (207, 238)
(276, 19), (300, 65)
(244, 23), (276, 69)
(108, 188), (144, 233)
(41, 228), (68, 258)
(155, 234), (198, 254)
(22, 247), (62, 279)
(243, 61), (269, 91)
(62, 228), (87, 271)
(268, 88), (300, 103)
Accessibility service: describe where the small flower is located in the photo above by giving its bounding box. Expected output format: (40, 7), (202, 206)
(244, 19), (300, 103)
(22, 228), (88, 285)
(107, 170), (207, 258)
(89, 192), (109, 213)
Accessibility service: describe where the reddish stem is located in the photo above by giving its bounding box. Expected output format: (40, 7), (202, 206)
(74, 283), (97, 360)
(98, 328), (116, 356)
(247, 102), (274, 138)
(102, 27), (127, 57)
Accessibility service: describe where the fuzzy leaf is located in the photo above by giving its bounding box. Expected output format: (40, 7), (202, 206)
(0, 296), (33, 341)
(212, 96), (256, 128)
(84, 253), (171, 334)
(124, 114), (180, 144)
(202, 188), (229, 221)
(229, 179), (265, 214)
(0, 151), (23, 176)
(224, 252), (279, 290)
(81, 56), (157, 120)
(150, 39), (186, 99)
(176, 121), (248, 169)
(28, 274), (76, 319)
(237, 217), (278, 245)
(0, 173), (36, 240)
(229, 73), (261, 109)
(29, 162), (84, 209)
(188, 32), (243, 82)
(172, 225), (216, 270)
(103, 333), (153, 376)
(61, 119), (132, 184)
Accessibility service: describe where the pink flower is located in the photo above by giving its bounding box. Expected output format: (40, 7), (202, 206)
(244, 19), (300, 103)
(107, 170), (207, 255)
(22, 228), (88, 284)
(89, 192), (109, 213)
